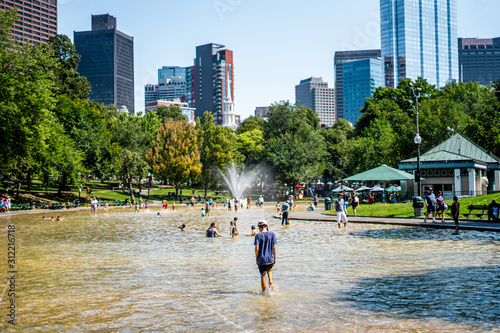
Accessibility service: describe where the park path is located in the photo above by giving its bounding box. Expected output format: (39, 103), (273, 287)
(281, 210), (500, 232)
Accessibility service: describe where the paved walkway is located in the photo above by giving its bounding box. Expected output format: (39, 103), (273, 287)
(279, 210), (500, 232)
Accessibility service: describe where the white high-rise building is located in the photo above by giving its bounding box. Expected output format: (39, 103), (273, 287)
(295, 77), (335, 128)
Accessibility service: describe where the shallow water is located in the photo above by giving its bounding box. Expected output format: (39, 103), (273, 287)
(0, 205), (499, 332)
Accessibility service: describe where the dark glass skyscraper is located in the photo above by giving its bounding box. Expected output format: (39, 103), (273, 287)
(380, 0), (458, 88)
(74, 14), (134, 114)
(195, 43), (233, 123)
(459, 37), (500, 85)
(334, 49), (381, 120)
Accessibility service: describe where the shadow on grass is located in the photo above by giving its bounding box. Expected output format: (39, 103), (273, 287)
(339, 265), (500, 325)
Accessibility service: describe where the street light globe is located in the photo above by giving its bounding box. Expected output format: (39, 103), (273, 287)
(414, 133), (422, 145)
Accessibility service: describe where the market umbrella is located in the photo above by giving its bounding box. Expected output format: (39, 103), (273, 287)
(295, 185), (305, 189)
(332, 185), (354, 192)
(342, 164), (418, 182)
(370, 185), (385, 192)
(355, 185), (372, 192)
(385, 185), (401, 192)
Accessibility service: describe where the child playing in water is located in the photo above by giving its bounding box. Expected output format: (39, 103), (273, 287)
(230, 217), (239, 237)
(201, 208), (206, 217)
(246, 225), (258, 236)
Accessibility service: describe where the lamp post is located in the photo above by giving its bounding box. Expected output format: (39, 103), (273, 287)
(409, 83), (423, 197)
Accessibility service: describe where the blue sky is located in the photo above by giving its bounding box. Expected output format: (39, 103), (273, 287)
(58, 0), (499, 118)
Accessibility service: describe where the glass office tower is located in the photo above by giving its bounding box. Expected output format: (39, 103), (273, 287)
(380, 0), (458, 88)
(343, 58), (384, 125)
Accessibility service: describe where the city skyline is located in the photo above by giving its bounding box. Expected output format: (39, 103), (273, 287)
(57, 0), (500, 119)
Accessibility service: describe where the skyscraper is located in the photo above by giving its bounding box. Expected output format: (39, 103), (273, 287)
(195, 43), (234, 123)
(74, 14), (134, 114)
(343, 58), (384, 124)
(334, 50), (381, 120)
(144, 66), (191, 108)
(295, 77), (335, 128)
(1, 0), (57, 44)
(380, 0), (459, 88)
(459, 37), (500, 85)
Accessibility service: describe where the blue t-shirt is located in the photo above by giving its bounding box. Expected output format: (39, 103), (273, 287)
(425, 192), (436, 207)
(281, 203), (289, 213)
(254, 231), (277, 265)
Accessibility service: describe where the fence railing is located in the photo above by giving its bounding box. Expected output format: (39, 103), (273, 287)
(327, 190), (499, 204)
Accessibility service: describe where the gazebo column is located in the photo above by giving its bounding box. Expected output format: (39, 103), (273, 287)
(454, 168), (461, 197)
(468, 168), (476, 197)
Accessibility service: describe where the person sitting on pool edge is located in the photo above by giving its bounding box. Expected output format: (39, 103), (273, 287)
(206, 222), (224, 237)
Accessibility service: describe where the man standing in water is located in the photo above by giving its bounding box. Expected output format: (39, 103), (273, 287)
(335, 193), (348, 229)
(254, 220), (277, 293)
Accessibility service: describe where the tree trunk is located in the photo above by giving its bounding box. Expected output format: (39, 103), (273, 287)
(204, 182), (208, 199)
(27, 169), (32, 193)
(127, 174), (135, 204)
(58, 173), (67, 195)
(175, 182), (180, 198)
(16, 181), (21, 198)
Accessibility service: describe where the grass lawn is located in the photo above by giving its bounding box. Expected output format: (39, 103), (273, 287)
(325, 192), (500, 217)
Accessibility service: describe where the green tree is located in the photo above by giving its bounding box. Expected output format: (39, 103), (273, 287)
(54, 96), (116, 179)
(264, 102), (326, 187)
(117, 149), (148, 204)
(236, 115), (266, 134)
(196, 112), (233, 198)
(48, 34), (91, 99)
(147, 120), (201, 196)
(155, 105), (188, 122)
(37, 114), (87, 194)
(321, 119), (353, 180)
(235, 129), (265, 166)
(0, 9), (58, 195)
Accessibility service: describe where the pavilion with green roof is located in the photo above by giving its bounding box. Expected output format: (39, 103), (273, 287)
(399, 134), (500, 198)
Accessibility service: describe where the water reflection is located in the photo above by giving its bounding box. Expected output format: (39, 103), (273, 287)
(340, 265), (500, 326)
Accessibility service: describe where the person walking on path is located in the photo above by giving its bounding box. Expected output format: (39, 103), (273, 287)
(254, 220), (277, 293)
(352, 193), (359, 217)
(424, 188), (437, 223)
(281, 201), (290, 225)
(436, 190), (446, 222)
(451, 196), (460, 234)
(335, 194), (348, 229)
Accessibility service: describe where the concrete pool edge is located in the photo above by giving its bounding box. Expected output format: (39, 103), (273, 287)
(278, 211), (500, 233)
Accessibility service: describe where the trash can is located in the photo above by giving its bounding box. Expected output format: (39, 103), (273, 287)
(413, 196), (424, 217)
(74, 199), (81, 208)
(325, 197), (332, 211)
(124, 198), (130, 206)
(31, 200), (36, 210)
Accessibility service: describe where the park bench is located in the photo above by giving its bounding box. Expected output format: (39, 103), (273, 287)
(50, 203), (64, 210)
(112, 200), (124, 206)
(20, 203), (30, 210)
(40, 203), (48, 209)
(9, 204), (19, 211)
(463, 204), (487, 219)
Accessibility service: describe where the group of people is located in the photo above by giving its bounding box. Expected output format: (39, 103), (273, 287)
(204, 219), (276, 293)
(424, 188), (460, 233)
(90, 197), (109, 215)
(0, 197), (11, 213)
